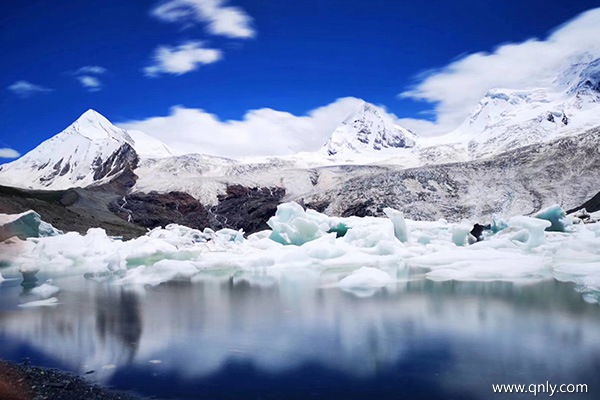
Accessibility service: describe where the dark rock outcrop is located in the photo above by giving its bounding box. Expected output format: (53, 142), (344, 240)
(0, 185), (146, 240)
(567, 190), (600, 214)
(210, 185), (285, 234)
(109, 185), (286, 236)
(109, 191), (209, 230)
(93, 143), (139, 181)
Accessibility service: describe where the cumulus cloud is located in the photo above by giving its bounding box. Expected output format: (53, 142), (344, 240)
(7, 81), (53, 98)
(119, 97), (367, 157)
(400, 7), (600, 135)
(0, 148), (20, 159)
(152, 0), (255, 39)
(144, 41), (223, 76)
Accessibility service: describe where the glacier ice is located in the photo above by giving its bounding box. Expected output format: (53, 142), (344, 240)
(451, 221), (474, 246)
(0, 210), (62, 241)
(1, 203), (600, 304)
(339, 266), (394, 288)
(533, 204), (570, 232)
(267, 202), (342, 246)
(30, 282), (61, 299)
(383, 207), (409, 243)
(508, 216), (551, 248)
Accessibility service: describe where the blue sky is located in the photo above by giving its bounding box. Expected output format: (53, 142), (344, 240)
(2, 0), (600, 159)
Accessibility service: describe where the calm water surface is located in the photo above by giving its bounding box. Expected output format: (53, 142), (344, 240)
(0, 266), (599, 399)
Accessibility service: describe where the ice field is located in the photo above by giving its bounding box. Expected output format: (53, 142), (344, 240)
(1, 202), (599, 305)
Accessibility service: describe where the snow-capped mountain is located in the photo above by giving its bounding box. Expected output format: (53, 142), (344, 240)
(429, 56), (600, 159)
(321, 102), (417, 156)
(0, 109), (171, 190)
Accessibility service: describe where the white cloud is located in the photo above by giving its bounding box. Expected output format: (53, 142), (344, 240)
(400, 7), (600, 135)
(144, 41), (223, 76)
(118, 97), (366, 157)
(152, 0), (255, 39)
(77, 76), (102, 92)
(7, 81), (53, 98)
(74, 65), (107, 75)
(72, 65), (107, 91)
(0, 148), (20, 159)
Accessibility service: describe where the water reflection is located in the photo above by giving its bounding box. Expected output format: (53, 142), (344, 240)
(0, 268), (599, 399)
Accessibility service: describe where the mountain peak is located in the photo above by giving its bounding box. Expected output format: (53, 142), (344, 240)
(64, 109), (131, 143)
(321, 102), (417, 156)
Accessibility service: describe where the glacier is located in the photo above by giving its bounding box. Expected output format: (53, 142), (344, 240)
(0, 210), (62, 241)
(1, 202), (599, 305)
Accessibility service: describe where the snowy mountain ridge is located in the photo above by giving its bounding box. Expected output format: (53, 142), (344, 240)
(0, 110), (175, 190)
(321, 102), (417, 156)
(2, 56), (600, 201)
(426, 56), (600, 159)
(0, 110), (138, 190)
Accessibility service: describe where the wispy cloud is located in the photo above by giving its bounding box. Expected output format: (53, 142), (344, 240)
(77, 76), (102, 92)
(72, 65), (107, 92)
(74, 65), (107, 75)
(400, 8), (600, 136)
(0, 148), (20, 159)
(151, 0), (255, 39)
(119, 97), (367, 157)
(7, 81), (53, 98)
(144, 41), (223, 76)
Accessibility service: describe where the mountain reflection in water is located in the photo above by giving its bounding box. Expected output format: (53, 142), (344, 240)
(0, 268), (599, 399)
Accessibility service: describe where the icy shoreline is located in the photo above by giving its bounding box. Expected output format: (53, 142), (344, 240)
(1, 202), (599, 304)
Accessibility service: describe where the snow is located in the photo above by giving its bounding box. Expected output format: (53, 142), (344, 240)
(321, 102), (417, 157)
(2, 202), (600, 304)
(0, 109), (174, 190)
(127, 129), (177, 159)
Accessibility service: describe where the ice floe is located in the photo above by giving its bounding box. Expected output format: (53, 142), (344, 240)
(1, 203), (599, 303)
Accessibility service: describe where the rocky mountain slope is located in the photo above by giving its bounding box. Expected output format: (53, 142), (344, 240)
(1, 58), (600, 234)
(304, 127), (600, 221)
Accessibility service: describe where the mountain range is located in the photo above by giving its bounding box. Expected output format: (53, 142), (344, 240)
(1, 56), (599, 236)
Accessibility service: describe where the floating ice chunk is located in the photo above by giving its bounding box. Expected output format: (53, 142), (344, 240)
(491, 216), (509, 233)
(303, 234), (346, 260)
(104, 253), (124, 272)
(18, 297), (59, 308)
(508, 216), (551, 248)
(534, 204), (571, 232)
(30, 282), (60, 299)
(451, 221), (474, 246)
(409, 248), (551, 282)
(267, 202), (331, 246)
(122, 236), (179, 263)
(119, 259), (200, 286)
(383, 208), (408, 243)
(0, 210), (62, 241)
(0, 271), (4, 282)
(338, 267), (394, 288)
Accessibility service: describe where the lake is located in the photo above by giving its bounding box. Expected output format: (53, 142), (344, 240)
(0, 266), (598, 399)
